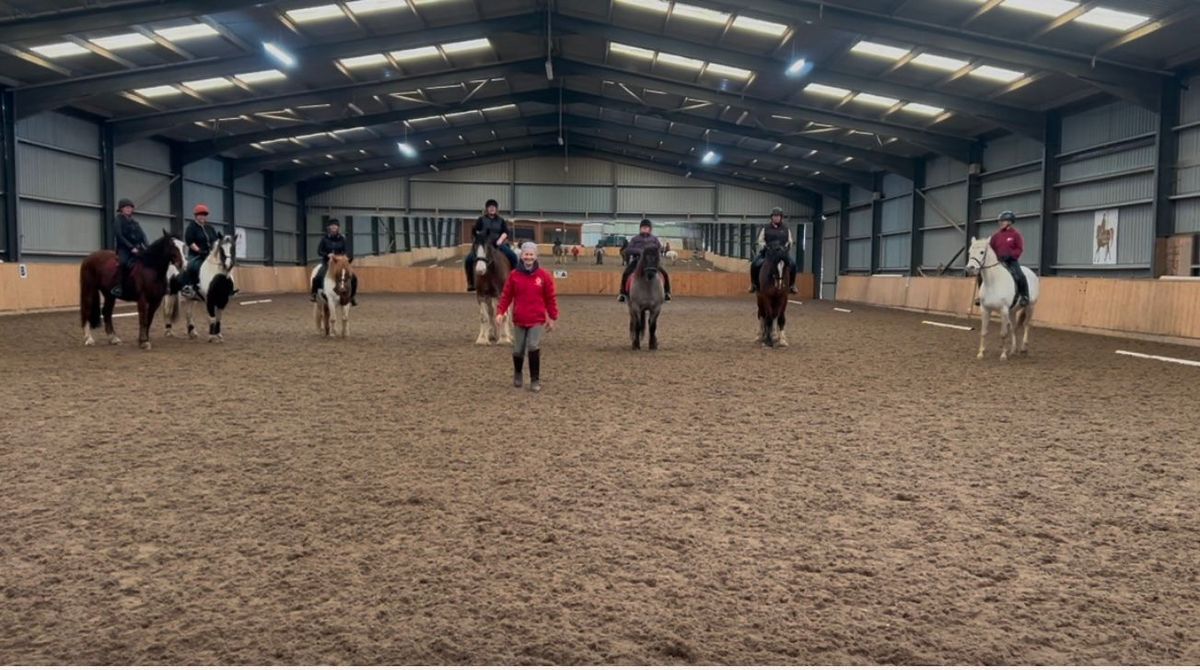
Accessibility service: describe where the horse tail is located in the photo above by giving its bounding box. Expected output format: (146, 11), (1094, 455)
(164, 289), (178, 323)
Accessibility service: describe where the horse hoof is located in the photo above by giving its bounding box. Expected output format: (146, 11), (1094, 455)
(140, 342), (151, 351)
(976, 352), (984, 360)
(83, 336), (95, 347)
(109, 337), (122, 346)
(208, 336), (222, 343)
(1000, 352), (1008, 361)
(164, 330), (174, 338)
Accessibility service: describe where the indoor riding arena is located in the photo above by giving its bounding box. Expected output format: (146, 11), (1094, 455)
(2, 0), (1199, 666)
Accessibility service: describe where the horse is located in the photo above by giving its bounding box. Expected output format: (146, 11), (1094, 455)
(1095, 215), (1115, 262)
(164, 235), (236, 343)
(755, 242), (792, 348)
(79, 231), (184, 350)
(312, 253), (354, 338)
(552, 241), (565, 265)
(627, 246), (665, 351)
(472, 230), (512, 345)
(965, 236), (1040, 360)
(664, 249), (680, 265)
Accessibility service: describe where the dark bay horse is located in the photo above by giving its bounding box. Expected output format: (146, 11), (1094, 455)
(756, 241), (792, 348)
(80, 231), (184, 350)
(473, 230), (512, 345)
(627, 246), (665, 350)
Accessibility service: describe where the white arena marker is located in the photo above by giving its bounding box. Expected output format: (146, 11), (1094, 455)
(1115, 349), (1200, 368)
(833, 307), (853, 313)
(923, 320), (973, 331)
(239, 299), (273, 306)
(114, 312), (137, 318)
(788, 300), (804, 306)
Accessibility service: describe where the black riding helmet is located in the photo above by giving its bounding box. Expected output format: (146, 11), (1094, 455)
(998, 210), (1016, 223)
(639, 218), (653, 231)
(117, 198), (134, 210)
(326, 218), (341, 231)
(485, 198), (499, 209)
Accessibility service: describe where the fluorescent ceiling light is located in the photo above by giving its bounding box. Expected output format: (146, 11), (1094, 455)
(1000, 0), (1078, 18)
(785, 57), (809, 77)
(610, 42), (655, 59)
(804, 83), (851, 98)
(339, 53), (389, 68)
(235, 69), (286, 84)
(853, 92), (900, 107)
(183, 77), (234, 91)
(657, 52), (704, 69)
(672, 3), (730, 23)
(731, 15), (788, 36)
(910, 53), (969, 71)
(285, 4), (347, 22)
(901, 102), (945, 116)
(91, 33), (154, 50)
(850, 40), (909, 60)
(441, 38), (491, 53)
(701, 150), (720, 165)
(398, 142), (418, 158)
(263, 42), (296, 67)
(346, 0), (407, 15)
(705, 62), (752, 78)
(614, 0), (670, 12)
(30, 42), (90, 58)
(1074, 7), (1149, 30)
(155, 24), (220, 41)
(134, 85), (181, 98)
(970, 64), (1025, 82)
(390, 45), (439, 60)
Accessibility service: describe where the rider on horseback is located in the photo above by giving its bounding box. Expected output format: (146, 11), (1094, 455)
(978, 211), (1029, 307)
(311, 219), (358, 305)
(748, 207), (798, 294)
(618, 219), (672, 303)
(465, 198), (519, 291)
(180, 204), (221, 299)
(110, 198), (147, 299)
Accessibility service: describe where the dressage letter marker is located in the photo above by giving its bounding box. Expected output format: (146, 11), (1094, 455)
(923, 320), (974, 331)
(1115, 350), (1200, 368)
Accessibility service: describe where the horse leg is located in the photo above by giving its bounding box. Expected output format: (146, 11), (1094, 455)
(1020, 305), (1033, 355)
(339, 303), (349, 338)
(476, 300), (490, 345)
(977, 307), (989, 359)
(186, 299), (198, 339)
(648, 308), (659, 351)
(777, 310), (788, 347)
(629, 310), (640, 350)
(314, 300), (324, 335)
(82, 287), (98, 346)
(998, 309), (1012, 361)
(207, 300), (223, 343)
(163, 293), (176, 337)
(139, 297), (157, 350)
(498, 299), (512, 345)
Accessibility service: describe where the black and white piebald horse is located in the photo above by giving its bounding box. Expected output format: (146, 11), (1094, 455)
(164, 234), (236, 342)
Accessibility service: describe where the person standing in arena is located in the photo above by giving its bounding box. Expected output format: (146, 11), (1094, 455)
(496, 242), (558, 393)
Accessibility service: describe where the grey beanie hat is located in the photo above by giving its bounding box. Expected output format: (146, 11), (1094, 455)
(520, 241), (538, 254)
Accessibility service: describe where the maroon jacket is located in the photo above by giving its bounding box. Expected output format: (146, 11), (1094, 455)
(990, 227), (1024, 261)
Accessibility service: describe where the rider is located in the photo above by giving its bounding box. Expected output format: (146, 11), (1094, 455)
(987, 210), (1029, 306)
(618, 218), (672, 303)
(181, 203), (221, 299)
(311, 219), (358, 306)
(110, 198), (147, 299)
(748, 207), (798, 294)
(464, 198), (519, 291)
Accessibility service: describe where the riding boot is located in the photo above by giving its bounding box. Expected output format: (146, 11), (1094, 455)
(1016, 273), (1030, 306)
(528, 349), (542, 392)
(512, 354), (524, 388)
(112, 266), (127, 299)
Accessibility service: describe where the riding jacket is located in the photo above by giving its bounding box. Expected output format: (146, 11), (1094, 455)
(318, 233), (348, 262)
(757, 223), (793, 253)
(113, 214), (148, 255)
(990, 227), (1024, 261)
(625, 233), (662, 256)
(185, 220), (221, 259)
(497, 261), (559, 328)
(473, 214), (510, 243)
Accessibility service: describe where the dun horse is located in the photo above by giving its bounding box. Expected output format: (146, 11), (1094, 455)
(626, 246), (665, 350)
(473, 230), (513, 345)
(755, 242), (792, 348)
(79, 231), (184, 350)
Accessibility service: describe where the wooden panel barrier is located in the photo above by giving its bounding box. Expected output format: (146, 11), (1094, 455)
(836, 274), (1200, 344)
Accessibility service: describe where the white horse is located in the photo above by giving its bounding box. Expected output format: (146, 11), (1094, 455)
(965, 236), (1040, 360)
(664, 249), (680, 265)
(312, 254), (353, 338)
(164, 235), (236, 342)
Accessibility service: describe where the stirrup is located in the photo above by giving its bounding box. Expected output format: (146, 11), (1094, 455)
(617, 294), (627, 303)
(664, 293), (671, 301)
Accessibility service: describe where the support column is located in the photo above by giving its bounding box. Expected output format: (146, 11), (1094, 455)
(0, 89), (15, 262)
(100, 123), (116, 249)
(372, 214), (381, 255)
(1152, 79), (1182, 277)
(263, 170), (275, 266)
(810, 195), (823, 289)
(838, 184), (850, 279)
(169, 141), (184, 237)
(1040, 112), (1062, 275)
(222, 157), (235, 238)
(403, 215), (412, 251)
(297, 182), (308, 265)
(910, 158), (926, 275)
(965, 143), (984, 246)
(870, 175), (883, 274)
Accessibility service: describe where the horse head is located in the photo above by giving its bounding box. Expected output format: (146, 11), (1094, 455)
(964, 236), (991, 276)
(151, 230), (185, 273)
(213, 235), (236, 273)
(638, 246), (661, 281)
(328, 254), (353, 305)
(473, 229), (499, 276)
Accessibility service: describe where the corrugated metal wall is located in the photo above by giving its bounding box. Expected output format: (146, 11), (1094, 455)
(980, 134), (1043, 269)
(308, 176), (406, 209)
(1174, 75), (1200, 236)
(821, 198), (840, 299)
(15, 111), (102, 256)
(115, 138), (172, 237)
(923, 155), (969, 271)
(233, 172), (267, 262)
(183, 157), (228, 229)
(273, 182), (299, 264)
(844, 204), (872, 272)
(878, 173), (912, 272)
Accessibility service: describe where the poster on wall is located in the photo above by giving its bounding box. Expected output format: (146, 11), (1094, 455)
(234, 227), (247, 259)
(1093, 209), (1118, 265)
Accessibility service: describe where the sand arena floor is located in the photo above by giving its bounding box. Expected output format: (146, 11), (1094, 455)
(1, 294), (1198, 664)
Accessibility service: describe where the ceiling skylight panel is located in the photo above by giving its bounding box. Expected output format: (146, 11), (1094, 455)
(731, 15), (788, 36)
(154, 24), (220, 41)
(614, 0), (670, 12)
(610, 42), (656, 59)
(339, 53), (389, 68)
(91, 33), (155, 50)
(134, 85), (181, 98)
(346, 0), (407, 15)
(30, 42), (90, 58)
(804, 83), (852, 98)
(850, 40), (909, 60)
(705, 62), (752, 78)
(672, 3), (730, 24)
(390, 45), (440, 60)
(235, 69), (287, 84)
(657, 52), (704, 69)
(901, 102), (945, 116)
(441, 38), (491, 53)
(183, 77), (234, 91)
(910, 53), (969, 71)
(1074, 7), (1149, 30)
(853, 92), (900, 107)
(969, 64), (1025, 82)
(1000, 0), (1078, 17)
(285, 4), (347, 22)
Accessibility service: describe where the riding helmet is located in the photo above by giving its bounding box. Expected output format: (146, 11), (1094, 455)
(117, 198), (134, 209)
(485, 198), (499, 209)
(326, 218), (340, 228)
(771, 206), (784, 217)
(640, 218), (653, 229)
(998, 210), (1016, 223)
(193, 204), (210, 216)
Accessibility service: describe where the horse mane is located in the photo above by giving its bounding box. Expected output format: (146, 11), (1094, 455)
(759, 243), (788, 288)
(143, 234), (180, 275)
(636, 246), (660, 277)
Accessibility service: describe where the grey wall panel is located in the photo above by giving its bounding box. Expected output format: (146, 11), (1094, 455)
(879, 234), (909, 270)
(618, 187), (713, 215)
(309, 177), (405, 209)
(235, 192), (266, 227)
(923, 182), (967, 228)
(981, 169), (1041, 197)
(1057, 206), (1151, 266)
(353, 226), (372, 255)
(234, 172), (264, 195)
(16, 111), (99, 155)
(1058, 173), (1153, 209)
(515, 156), (609, 184)
(136, 213), (172, 237)
(1175, 199), (1200, 233)
(718, 184), (809, 217)
(1059, 145), (1153, 182)
(1061, 101), (1156, 154)
(881, 173), (912, 196)
(983, 134), (1043, 171)
(821, 235), (837, 285)
(846, 239), (870, 270)
(18, 144), (101, 204)
(925, 155), (968, 185)
(415, 161), (510, 183)
(615, 163), (696, 187)
(1182, 75), (1200, 125)
(275, 202), (298, 232)
(923, 228), (964, 269)
(273, 183), (298, 206)
(115, 165), (171, 215)
(274, 232), (298, 263)
(849, 185), (873, 207)
(240, 228), (266, 261)
(880, 196), (912, 233)
(183, 182), (227, 221)
(515, 184), (610, 213)
(412, 182), (496, 210)
(980, 192), (1042, 220)
(115, 139), (170, 172)
(183, 157), (225, 186)
(847, 207), (872, 237)
(18, 200), (101, 254)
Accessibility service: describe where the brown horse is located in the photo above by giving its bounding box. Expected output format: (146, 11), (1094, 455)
(80, 231), (185, 350)
(472, 230), (512, 345)
(312, 253), (354, 338)
(755, 242), (792, 348)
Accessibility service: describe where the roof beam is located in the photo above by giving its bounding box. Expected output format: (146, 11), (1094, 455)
(557, 59), (976, 160)
(562, 90), (915, 177)
(1095, 3), (1200, 59)
(554, 14), (1044, 140)
(110, 59), (544, 141)
(0, 0), (273, 44)
(14, 14), (542, 116)
(303, 147), (551, 195)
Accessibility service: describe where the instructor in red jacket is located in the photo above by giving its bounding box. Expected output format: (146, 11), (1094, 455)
(497, 241), (559, 393)
(986, 210), (1030, 306)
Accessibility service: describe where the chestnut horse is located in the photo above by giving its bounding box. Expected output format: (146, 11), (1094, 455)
(79, 231), (185, 350)
(313, 253), (354, 338)
(756, 241), (792, 348)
